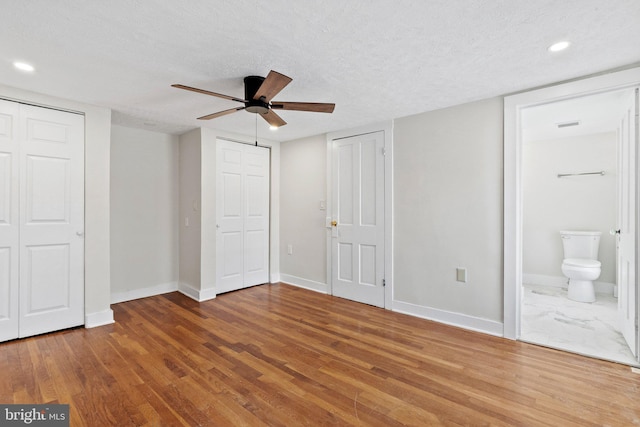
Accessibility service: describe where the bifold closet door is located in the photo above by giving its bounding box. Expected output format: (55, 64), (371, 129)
(0, 100), (85, 342)
(0, 100), (20, 341)
(216, 140), (270, 294)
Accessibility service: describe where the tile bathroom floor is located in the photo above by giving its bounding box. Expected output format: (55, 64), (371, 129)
(521, 283), (638, 366)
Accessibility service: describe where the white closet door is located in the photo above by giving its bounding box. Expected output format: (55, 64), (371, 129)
(216, 141), (244, 293)
(242, 146), (270, 287)
(0, 101), (84, 342)
(216, 140), (269, 294)
(18, 105), (84, 337)
(0, 100), (20, 341)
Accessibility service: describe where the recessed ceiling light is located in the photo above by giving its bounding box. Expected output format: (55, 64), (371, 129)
(13, 61), (35, 72)
(548, 41), (570, 52)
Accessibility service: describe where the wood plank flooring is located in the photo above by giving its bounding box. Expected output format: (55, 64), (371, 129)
(1, 283), (640, 426)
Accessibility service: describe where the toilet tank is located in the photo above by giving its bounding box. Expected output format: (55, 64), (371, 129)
(560, 230), (601, 260)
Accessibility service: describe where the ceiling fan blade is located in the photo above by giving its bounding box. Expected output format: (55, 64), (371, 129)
(253, 70), (292, 102)
(172, 84), (246, 103)
(198, 106), (245, 120)
(259, 109), (287, 127)
(271, 101), (335, 113)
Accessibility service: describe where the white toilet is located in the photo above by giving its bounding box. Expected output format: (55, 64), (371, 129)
(560, 230), (602, 303)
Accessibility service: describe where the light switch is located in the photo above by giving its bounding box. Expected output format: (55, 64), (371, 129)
(319, 201), (326, 210)
(287, 244), (293, 255)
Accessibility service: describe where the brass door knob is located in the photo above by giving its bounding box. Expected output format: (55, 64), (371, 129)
(331, 220), (338, 227)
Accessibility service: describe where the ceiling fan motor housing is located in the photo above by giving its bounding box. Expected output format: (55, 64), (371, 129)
(173, 70), (334, 125)
(244, 75), (269, 114)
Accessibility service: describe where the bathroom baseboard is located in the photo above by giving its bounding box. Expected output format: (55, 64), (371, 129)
(523, 273), (615, 295)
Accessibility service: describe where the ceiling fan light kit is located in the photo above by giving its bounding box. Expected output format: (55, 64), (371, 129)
(172, 70), (335, 129)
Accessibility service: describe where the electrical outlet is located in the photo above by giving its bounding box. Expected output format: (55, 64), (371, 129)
(456, 268), (467, 283)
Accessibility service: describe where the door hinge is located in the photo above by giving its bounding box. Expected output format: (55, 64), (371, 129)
(382, 278), (386, 287)
(382, 147), (386, 156)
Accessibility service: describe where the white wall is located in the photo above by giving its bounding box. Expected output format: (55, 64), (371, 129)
(277, 98), (504, 333)
(523, 132), (617, 285)
(393, 98), (504, 324)
(178, 128), (280, 300)
(178, 128), (202, 295)
(200, 129), (216, 295)
(279, 135), (327, 289)
(0, 84), (113, 327)
(110, 125), (179, 303)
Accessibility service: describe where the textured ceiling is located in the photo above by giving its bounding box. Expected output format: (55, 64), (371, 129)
(1, 1), (639, 142)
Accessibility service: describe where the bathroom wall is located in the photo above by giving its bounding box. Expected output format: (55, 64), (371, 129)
(522, 131), (617, 287)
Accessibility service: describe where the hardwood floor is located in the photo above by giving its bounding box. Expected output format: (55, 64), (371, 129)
(1, 283), (639, 426)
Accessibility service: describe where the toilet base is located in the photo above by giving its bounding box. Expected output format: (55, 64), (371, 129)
(567, 279), (596, 303)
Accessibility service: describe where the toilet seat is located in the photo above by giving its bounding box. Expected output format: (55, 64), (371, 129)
(562, 258), (601, 268)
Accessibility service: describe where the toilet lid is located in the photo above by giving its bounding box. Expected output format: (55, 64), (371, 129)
(563, 258), (601, 268)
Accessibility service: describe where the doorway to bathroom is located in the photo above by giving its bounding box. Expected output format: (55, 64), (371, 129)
(503, 67), (640, 366)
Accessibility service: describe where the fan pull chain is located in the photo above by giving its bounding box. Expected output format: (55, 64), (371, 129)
(255, 113), (258, 146)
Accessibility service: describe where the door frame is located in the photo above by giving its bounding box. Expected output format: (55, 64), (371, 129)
(503, 67), (640, 353)
(326, 121), (394, 308)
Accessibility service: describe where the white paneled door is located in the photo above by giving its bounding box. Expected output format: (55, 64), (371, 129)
(331, 131), (385, 307)
(0, 100), (85, 342)
(618, 88), (639, 358)
(0, 100), (20, 342)
(216, 140), (270, 294)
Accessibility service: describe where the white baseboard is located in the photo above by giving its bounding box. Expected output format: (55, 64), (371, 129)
(279, 277), (503, 336)
(111, 282), (179, 304)
(199, 287), (217, 301)
(280, 274), (328, 294)
(523, 273), (615, 295)
(392, 300), (504, 337)
(178, 282), (217, 302)
(85, 309), (114, 328)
